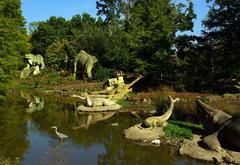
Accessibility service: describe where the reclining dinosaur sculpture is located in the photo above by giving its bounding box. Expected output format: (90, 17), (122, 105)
(143, 96), (180, 128)
(72, 93), (116, 107)
(196, 99), (240, 152)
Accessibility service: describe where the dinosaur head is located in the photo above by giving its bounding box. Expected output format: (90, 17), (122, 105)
(196, 98), (232, 134)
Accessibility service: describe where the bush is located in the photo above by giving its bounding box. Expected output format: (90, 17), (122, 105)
(93, 67), (114, 81)
(0, 84), (7, 96)
(175, 83), (186, 92)
(63, 75), (75, 83)
(47, 72), (61, 85)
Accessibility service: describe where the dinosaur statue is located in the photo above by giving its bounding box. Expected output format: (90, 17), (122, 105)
(20, 54), (45, 79)
(90, 75), (142, 100)
(103, 71), (125, 90)
(196, 99), (240, 152)
(234, 84), (240, 90)
(73, 50), (98, 80)
(72, 93), (116, 107)
(104, 76), (125, 91)
(143, 96), (180, 128)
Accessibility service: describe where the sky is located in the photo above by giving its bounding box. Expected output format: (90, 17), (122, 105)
(21, 0), (209, 36)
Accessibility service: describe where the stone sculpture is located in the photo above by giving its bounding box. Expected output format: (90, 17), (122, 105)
(196, 99), (240, 151)
(103, 71), (125, 90)
(91, 75), (143, 100)
(73, 50), (98, 80)
(72, 93), (116, 107)
(143, 96), (180, 128)
(20, 54), (45, 79)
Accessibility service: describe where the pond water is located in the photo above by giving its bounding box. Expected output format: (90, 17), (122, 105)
(0, 91), (207, 165)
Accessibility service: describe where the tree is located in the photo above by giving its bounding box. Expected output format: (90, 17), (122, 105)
(124, 0), (196, 83)
(45, 39), (76, 71)
(0, 0), (29, 94)
(96, 0), (125, 31)
(202, 0), (240, 80)
(31, 17), (70, 55)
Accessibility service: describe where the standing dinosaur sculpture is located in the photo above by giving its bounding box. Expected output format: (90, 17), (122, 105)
(144, 96), (180, 128)
(196, 99), (240, 152)
(20, 54), (45, 79)
(73, 50), (98, 80)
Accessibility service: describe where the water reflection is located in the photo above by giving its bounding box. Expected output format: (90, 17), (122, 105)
(0, 91), (208, 165)
(20, 91), (44, 113)
(0, 95), (29, 161)
(72, 111), (116, 130)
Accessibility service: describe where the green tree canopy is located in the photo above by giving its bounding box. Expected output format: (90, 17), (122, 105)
(202, 0), (240, 80)
(123, 0), (196, 82)
(0, 0), (29, 94)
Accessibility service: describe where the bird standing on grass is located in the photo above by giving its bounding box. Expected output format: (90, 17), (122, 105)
(51, 126), (68, 142)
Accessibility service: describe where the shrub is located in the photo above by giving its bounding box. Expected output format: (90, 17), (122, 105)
(47, 72), (61, 85)
(94, 67), (114, 81)
(175, 83), (186, 92)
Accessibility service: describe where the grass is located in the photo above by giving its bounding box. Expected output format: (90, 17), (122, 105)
(164, 120), (203, 139)
(117, 99), (135, 107)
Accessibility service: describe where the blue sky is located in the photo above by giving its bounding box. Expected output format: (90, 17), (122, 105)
(21, 0), (209, 36)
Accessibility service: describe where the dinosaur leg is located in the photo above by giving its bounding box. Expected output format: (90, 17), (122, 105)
(85, 61), (93, 80)
(204, 132), (234, 163)
(73, 61), (77, 78)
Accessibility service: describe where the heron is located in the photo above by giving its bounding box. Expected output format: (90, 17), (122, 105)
(51, 126), (68, 142)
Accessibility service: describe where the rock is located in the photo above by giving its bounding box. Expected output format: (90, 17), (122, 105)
(179, 134), (240, 164)
(124, 123), (165, 142)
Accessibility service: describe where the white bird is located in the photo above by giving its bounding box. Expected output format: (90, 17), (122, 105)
(51, 126), (68, 142)
(150, 139), (161, 145)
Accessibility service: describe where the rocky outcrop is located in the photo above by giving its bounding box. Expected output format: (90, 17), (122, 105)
(180, 135), (240, 164)
(124, 123), (165, 142)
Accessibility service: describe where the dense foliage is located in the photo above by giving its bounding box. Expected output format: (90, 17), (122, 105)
(1, 0), (239, 92)
(0, 0), (29, 94)
(30, 0), (196, 85)
(177, 0), (240, 91)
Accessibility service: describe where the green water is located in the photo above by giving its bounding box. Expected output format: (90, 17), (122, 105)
(0, 91), (207, 165)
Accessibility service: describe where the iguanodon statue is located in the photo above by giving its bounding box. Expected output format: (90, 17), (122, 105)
(20, 54), (45, 79)
(196, 99), (240, 152)
(73, 50), (98, 80)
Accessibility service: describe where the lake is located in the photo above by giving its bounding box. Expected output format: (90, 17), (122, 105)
(0, 91), (207, 165)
